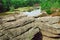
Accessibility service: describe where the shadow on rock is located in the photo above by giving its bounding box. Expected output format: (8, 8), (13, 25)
(32, 31), (43, 40)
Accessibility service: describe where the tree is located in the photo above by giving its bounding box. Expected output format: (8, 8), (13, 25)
(0, 0), (3, 12)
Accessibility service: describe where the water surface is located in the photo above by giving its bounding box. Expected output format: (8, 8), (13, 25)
(23, 9), (42, 17)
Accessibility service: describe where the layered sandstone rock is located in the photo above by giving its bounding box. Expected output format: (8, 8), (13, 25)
(0, 13), (60, 40)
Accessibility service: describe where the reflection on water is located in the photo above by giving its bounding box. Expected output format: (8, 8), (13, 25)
(23, 9), (42, 17)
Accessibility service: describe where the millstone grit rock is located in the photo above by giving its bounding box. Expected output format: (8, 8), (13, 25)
(36, 16), (60, 24)
(6, 22), (39, 38)
(0, 25), (2, 30)
(51, 24), (60, 29)
(0, 13), (39, 40)
(37, 22), (60, 34)
(41, 30), (60, 37)
(10, 28), (39, 40)
(43, 36), (60, 40)
(2, 17), (35, 30)
(1, 13), (27, 23)
(1, 15), (16, 23)
(0, 13), (60, 40)
(14, 13), (27, 19)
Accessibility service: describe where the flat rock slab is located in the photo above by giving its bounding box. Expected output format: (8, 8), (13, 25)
(41, 30), (60, 37)
(43, 36), (60, 40)
(36, 16), (60, 24)
(37, 22), (60, 34)
(1, 13), (27, 23)
(0, 22), (40, 40)
(35, 16), (60, 34)
(10, 28), (39, 40)
(2, 17), (35, 30)
(51, 24), (60, 29)
(0, 25), (2, 30)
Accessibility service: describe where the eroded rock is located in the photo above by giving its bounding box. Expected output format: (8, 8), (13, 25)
(36, 16), (60, 24)
(0, 13), (60, 40)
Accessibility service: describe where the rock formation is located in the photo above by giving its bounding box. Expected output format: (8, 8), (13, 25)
(0, 13), (60, 40)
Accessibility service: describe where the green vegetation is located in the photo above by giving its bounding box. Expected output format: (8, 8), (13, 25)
(0, 0), (60, 14)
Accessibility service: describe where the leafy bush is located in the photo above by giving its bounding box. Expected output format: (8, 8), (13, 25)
(0, 0), (60, 13)
(46, 9), (52, 14)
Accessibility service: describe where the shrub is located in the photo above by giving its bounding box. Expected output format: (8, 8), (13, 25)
(0, 0), (60, 13)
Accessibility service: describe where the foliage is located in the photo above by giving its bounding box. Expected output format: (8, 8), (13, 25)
(40, 0), (60, 14)
(45, 9), (52, 14)
(0, 0), (60, 13)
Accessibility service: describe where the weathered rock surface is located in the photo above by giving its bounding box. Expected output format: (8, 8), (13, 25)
(36, 16), (60, 24)
(38, 22), (60, 34)
(41, 30), (60, 37)
(43, 36), (60, 40)
(2, 17), (35, 30)
(0, 13), (60, 40)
